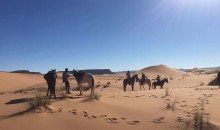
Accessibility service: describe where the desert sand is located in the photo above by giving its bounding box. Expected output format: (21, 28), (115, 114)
(0, 65), (220, 130)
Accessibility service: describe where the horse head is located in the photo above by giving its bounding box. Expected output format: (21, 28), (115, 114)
(165, 78), (169, 83)
(51, 69), (57, 78)
(73, 69), (77, 76)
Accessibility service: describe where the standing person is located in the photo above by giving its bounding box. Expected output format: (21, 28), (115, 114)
(62, 68), (71, 94)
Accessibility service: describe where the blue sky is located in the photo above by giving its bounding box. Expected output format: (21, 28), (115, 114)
(1, 0), (220, 73)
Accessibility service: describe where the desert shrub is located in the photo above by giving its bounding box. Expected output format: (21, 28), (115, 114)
(183, 111), (215, 130)
(84, 92), (102, 101)
(166, 99), (176, 111)
(164, 86), (170, 96)
(59, 86), (67, 99)
(28, 93), (51, 110)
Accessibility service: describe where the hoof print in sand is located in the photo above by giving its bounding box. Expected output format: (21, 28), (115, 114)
(106, 118), (121, 123)
(88, 115), (97, 119)
(81, 111), (89, 117)
(176, 117), (184, 123)
(152, 117), (165, 123)
(69, 109), (77, 115)
(127, 120), (140, 125)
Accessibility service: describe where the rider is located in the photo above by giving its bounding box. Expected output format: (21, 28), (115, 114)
(156, 75), (161, 83)
(141, 72), (146, 83)
(126, 71), (131, 84)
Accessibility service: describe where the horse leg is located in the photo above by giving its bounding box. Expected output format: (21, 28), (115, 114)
(124, 85), (126, 92)
(124, 83), (127, 92)
(132, 84), (134, 91)
(79, 85), (83, 95)
(46, 86), (49, 96)
(53, 86), (56, 98)
(91, 87), (94, 96)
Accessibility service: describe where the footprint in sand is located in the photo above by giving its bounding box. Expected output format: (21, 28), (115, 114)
(87, 115), (97, 119)
(152, 117), (165, 123)
(120, 117), (126, 120)
(81, 111), (89, 117)
(176, 117), (184, 123)
(180, 104), (188, 108)
(69, 109), (78, 115)
(106, 118), (121, 123)
(127, 120), (140, 125)
(58, 108), (63, 112)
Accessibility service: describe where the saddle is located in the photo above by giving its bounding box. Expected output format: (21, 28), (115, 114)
(76, 71), (85, 83)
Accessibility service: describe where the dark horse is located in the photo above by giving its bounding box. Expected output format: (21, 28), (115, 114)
(152, 78), (168, 89)
(217, 72), (220, 87)
(44, 69), (57, 98)
(72, 69), (95, 96)
(123, 74), (138, 92)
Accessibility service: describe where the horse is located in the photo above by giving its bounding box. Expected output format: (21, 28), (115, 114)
(123, 74), (138, 92)
(217, 72), (220, 87)
(72, 69), (95, 96)
(152, 78), (168, 89)
(44, 69), (57, 98)
(137, 77), (151, 90)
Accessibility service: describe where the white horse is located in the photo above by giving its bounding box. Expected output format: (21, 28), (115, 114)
(72, 69), (95, 96)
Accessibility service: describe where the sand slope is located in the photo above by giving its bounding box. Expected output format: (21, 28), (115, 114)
(0, 72), (45, 91)
(138, 64), (186, 77)
(0, 71), (220, 130)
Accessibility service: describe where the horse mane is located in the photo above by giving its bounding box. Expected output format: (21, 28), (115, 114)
(73, 70), (85, 83)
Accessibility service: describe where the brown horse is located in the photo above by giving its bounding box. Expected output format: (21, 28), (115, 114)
(73, 69), (95, 96)
(152, 78), (168, 89)
(137, 77), (151, 90)
(123, 74), (138, 92)
(44, 69), (57, 98)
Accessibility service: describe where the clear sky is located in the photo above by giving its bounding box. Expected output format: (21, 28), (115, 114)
(1, 0), (220, 73)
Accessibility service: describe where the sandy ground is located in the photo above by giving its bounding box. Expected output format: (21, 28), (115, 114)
(0, 66), (220, 130)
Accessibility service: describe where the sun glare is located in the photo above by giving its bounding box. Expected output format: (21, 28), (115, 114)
(173, 0), (220, 8)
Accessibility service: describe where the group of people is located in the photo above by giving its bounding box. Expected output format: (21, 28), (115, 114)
(126, 71), (161, 84)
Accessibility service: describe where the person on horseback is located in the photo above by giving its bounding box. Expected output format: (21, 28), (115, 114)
(62, 68), (71, 94)
(141, 72), (146, 84)
(126, 71), (131, 85)
(156, 75), (161, 84)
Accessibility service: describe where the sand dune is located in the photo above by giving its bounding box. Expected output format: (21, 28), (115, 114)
(0, 72), (46, 91)
(0, 68), (220, 130)
(138, 64), (186, 77)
